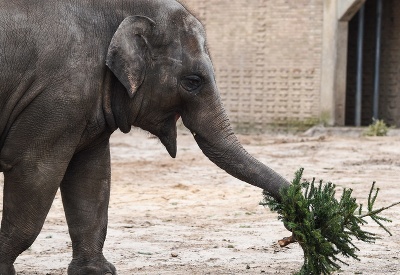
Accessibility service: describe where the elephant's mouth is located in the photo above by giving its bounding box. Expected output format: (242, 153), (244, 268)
(158, 112), (180, 158)
(175, 113), (181, 123)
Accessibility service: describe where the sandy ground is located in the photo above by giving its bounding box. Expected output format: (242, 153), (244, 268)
(1, 126), (400, 274)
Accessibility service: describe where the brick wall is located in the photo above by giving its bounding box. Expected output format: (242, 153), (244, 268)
(180, 0), (324, 132)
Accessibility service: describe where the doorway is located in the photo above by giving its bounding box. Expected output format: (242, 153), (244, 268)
(345, 0), (400, 127)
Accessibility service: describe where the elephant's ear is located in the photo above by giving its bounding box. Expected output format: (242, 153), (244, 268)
(106, 16), (155, 98)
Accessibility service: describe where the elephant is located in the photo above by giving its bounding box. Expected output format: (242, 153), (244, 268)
(0, 0), (290, 274)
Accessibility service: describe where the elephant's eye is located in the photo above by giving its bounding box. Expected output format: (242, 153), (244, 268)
(181, 75), (202, 91)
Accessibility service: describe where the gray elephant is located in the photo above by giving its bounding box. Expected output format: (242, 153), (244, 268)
(0, 0), (290, 274)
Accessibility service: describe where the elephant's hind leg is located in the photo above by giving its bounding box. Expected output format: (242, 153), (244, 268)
(60, 139), (116, 275)
(0, 161), (65, 274)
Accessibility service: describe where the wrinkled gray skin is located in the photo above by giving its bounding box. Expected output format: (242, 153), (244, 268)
(0, 0), (290, 274)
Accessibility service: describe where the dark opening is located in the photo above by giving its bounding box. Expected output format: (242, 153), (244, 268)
(345, 0), (400, 127)
(345, 0), (377, 126)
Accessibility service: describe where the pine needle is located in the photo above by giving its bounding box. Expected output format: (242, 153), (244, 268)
(260, 168), (399, 275)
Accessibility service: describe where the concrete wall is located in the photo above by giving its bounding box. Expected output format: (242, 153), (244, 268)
(180, 0), (324, 132)
(180, 0), (400, 131)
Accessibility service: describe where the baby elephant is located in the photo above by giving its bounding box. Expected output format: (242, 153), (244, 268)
(0, 0), (289, 274)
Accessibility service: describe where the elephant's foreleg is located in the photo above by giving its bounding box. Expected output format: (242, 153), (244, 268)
(60, 139), (116, 275)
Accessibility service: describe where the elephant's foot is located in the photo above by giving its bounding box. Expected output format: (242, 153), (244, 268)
(67, 256), (116, 275)
(0, 263), (16, 275)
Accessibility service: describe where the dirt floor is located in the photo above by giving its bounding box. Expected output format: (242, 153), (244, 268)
(1, 126), (400, 274)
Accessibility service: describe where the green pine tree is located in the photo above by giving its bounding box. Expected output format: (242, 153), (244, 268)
(260, 168), (400, 275)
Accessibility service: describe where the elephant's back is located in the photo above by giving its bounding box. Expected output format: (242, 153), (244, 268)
(0, 1), (111, 148)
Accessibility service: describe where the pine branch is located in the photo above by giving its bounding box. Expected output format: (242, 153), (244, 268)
(260, 168), (400, 275)
(359, 202), (400, 219)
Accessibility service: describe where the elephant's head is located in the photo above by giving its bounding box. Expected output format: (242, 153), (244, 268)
(105, 4), (290, 200)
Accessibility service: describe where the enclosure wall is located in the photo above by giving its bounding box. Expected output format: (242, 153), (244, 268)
(181, 0), (324, 132)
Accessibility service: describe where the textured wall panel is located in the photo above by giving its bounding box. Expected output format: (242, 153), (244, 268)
(180, 0), (323, 132)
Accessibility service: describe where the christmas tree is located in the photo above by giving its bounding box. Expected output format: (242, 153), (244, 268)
(260, 168), (400, 275)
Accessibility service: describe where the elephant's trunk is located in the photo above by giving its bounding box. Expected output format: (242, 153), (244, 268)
(182, 96), (290, 201)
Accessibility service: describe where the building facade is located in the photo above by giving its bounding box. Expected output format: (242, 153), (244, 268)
(180, 0), (400, 132)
